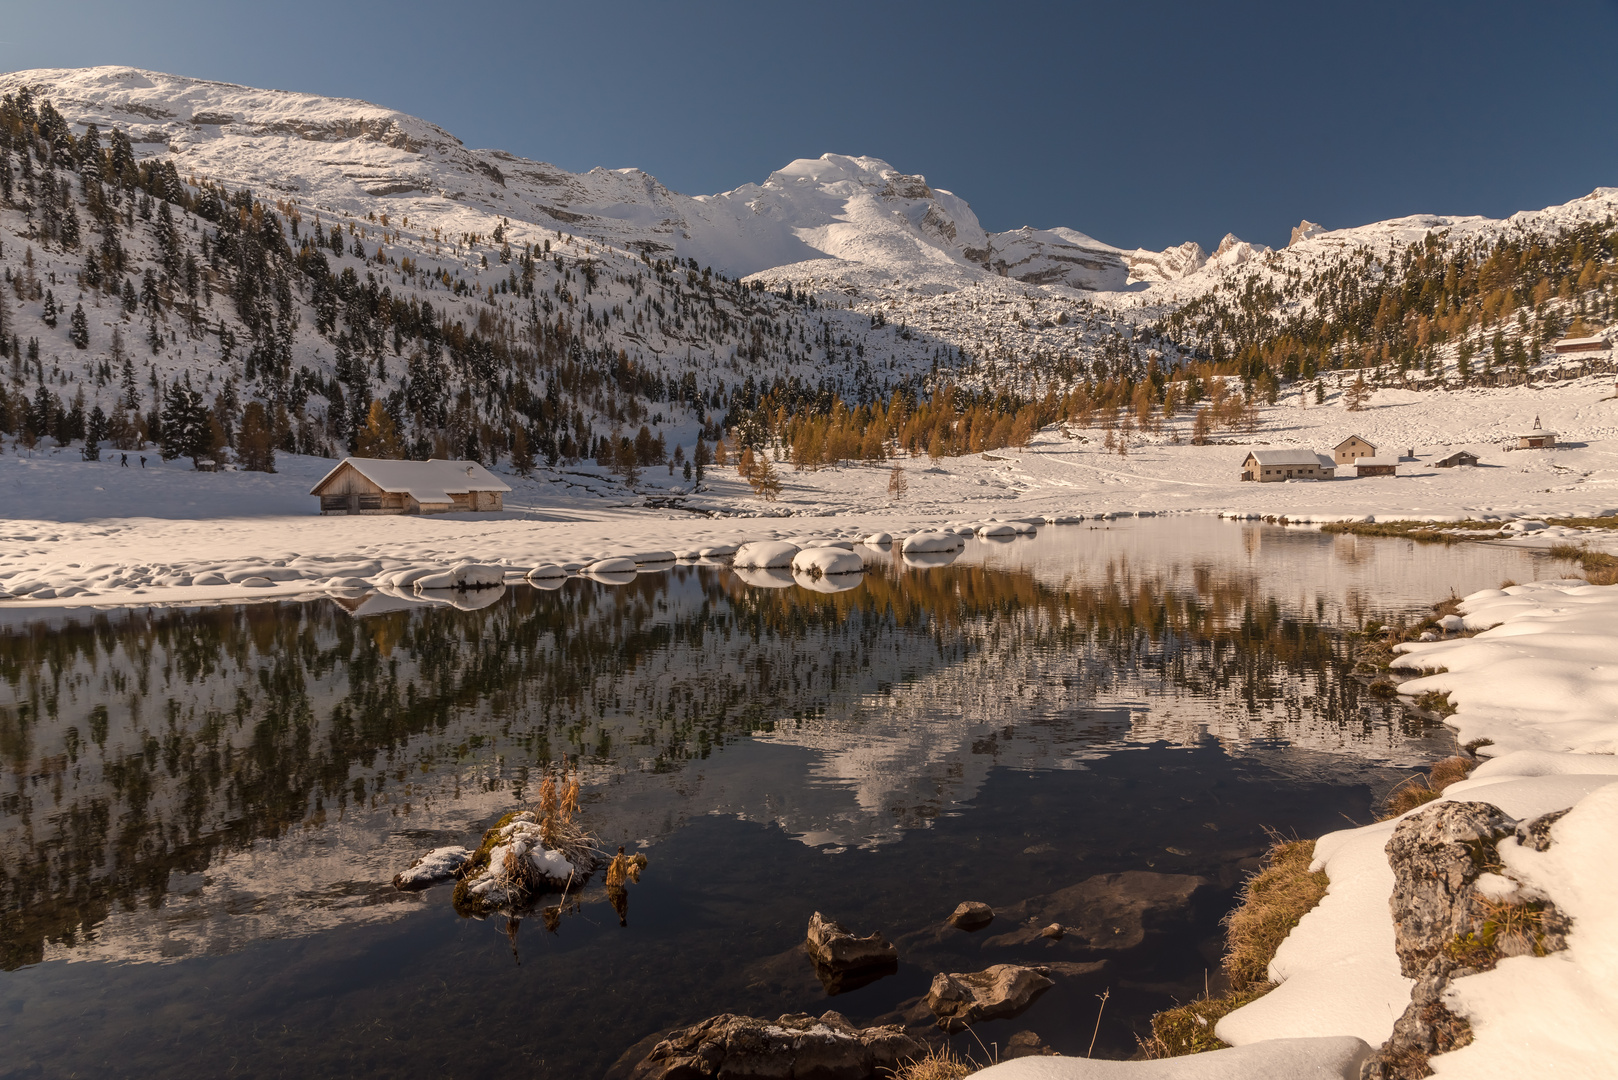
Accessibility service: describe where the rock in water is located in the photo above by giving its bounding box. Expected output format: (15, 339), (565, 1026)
(805, 912), (898, 994)
(983, 870), (1207, 951)
(948, 900), (994, 931)
(620, 1011), (925, 1080)
(392, 845), (471, 891)
(924, 964), (1054, 1030)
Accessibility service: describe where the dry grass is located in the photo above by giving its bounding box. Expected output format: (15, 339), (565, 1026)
(1320, 519), (1503, 543)
(1381, 756), (1476, 819)
(1223, 838), (1331, 992)
(1144, 837), (1329, 1058)
(886, 1046), (974, 1080)
(1548, 543), (1618, 585)
(1141, 983), (1274, 1057)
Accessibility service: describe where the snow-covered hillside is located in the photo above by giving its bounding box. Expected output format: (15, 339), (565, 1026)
(0, 63), (1614, 497)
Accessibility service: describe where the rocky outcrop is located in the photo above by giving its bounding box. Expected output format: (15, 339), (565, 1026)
(924, 964), (1054, 1031)
(948, 901), (994, 931)
(1385, 800), (1517, 977)
(804, 912), (898, 994)
(617, 1011), (926, 1080)
(1289, 220), (1327, 246)
(1363, 802), (1574, 1080)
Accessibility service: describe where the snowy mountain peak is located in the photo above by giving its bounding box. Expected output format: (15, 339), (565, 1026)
(1288, 220), (1326, 246)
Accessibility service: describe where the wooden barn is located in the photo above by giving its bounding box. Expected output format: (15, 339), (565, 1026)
(1516, 416), (1558, 450)
(1435, 450), (1480, 468)
(1355, 457), (1399, 477)
(1551, 334), (1607, 356)
(1333, 435), (1378, 466)
(1241, 448), (1335, 482)
(310, 458), (511, 515)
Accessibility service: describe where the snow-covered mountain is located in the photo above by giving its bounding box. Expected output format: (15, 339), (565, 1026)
(0, 63), (1612, 479)
(0, 67), (1219, 292)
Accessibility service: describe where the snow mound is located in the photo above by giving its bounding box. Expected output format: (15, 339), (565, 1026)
(526, 563), (566, 580)
(734, 541), (799, 569)
(791, 547), (864, 577)
(902, 531), (965, 554)
(584, 557), (638, 575)
(633, 550), (677, 564)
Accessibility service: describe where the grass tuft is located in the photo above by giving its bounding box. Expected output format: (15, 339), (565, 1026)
(1381, 756), (1476, 819)
(886, 1046), (974, 1080)
(1143, 837), (1329, 1058)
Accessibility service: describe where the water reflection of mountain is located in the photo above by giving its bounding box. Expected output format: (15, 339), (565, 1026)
(2, 523), (1532, 969)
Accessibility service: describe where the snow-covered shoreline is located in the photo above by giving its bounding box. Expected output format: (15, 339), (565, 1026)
(4, 378), (1616, 612)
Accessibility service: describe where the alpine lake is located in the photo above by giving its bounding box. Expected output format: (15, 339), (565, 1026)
(0, 517), (1555, 1078)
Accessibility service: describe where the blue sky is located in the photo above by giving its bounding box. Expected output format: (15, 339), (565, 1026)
(5, 0), (1616, 251)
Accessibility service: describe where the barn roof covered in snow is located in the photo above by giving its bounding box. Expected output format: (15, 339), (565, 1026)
(1244, 448), (1330, 467)
(310, 458), (511, 504)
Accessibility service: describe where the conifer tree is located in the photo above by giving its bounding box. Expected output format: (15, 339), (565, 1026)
(41, 289), (57, 328)
(510, 425), (536, 476)
(69, 302), (88, 348)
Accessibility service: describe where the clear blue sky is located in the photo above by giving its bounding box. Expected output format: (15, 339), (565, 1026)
(6, 1), (1617, 251)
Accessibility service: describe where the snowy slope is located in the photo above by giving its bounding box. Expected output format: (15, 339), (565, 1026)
(0, 67), (1215, 292)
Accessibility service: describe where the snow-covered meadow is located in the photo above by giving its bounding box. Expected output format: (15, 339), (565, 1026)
(3, 372), (1616, 610)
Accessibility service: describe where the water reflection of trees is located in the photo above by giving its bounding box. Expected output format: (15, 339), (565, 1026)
(2, 558), (1396, 969)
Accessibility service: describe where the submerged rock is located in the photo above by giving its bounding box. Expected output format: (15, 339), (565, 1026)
(392, 845), (471, 891)
(984, 870), (1209, 953)
(925, 964), (1054, 1030)
(948, 900), (995, 931)
(805, 912), (898, 994)
(618, 1010), (925, 1080)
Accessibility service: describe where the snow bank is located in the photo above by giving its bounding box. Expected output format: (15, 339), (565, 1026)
(1216, 580), (1618, 1077)
(901, 531), (965, 554)
(1429, 784), (1618, 1079)
(971, 1037), (1371, 1079)
(790, 547), (864, 577)
(526, 563), (567, 580)
(734, 540), (799, 569)
(1392, 582), (1618, 754)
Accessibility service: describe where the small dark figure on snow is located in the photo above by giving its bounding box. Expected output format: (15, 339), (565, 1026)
(140, 456), (147, 468)
(120, 453), (128, 467)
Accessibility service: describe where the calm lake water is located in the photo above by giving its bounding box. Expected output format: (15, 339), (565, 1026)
(0, 519), (1552, 1077)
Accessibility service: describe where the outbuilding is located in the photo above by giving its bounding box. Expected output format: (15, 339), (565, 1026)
(1333, 435), (1378, 466)
(310, 457), (511, 515)
(1435, 451), (1480, 468)
(1515, 416), (1558, 450)
(1551, 335), (1607, 355)
(1355, 457), (1399, 477)
(1241, 448), (1335, 482)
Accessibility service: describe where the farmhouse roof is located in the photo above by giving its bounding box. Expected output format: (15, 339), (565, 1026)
(1355, 456), (1401, 468)
(1334, 435), (1377, 450)
(310, 458), (511, 503)
(1245, 448), (1327, 467)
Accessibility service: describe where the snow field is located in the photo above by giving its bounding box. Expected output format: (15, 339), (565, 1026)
(1206, 580), (1618, 1078)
